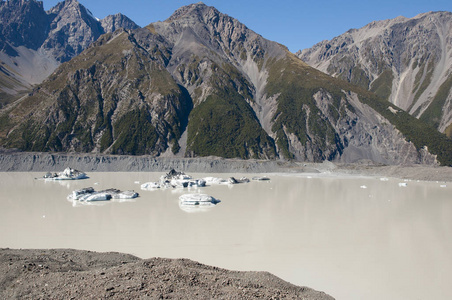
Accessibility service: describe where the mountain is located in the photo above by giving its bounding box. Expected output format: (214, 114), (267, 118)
(1, 3), (451, 165)
(0, 0), (54, 105)
(101, 13), (140, 33)
(297, 11), (452, 137)
(0, 0), (139, 107)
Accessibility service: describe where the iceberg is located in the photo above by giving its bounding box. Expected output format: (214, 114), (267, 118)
(179, 194), (221, 206)
(141, 182), (161, 190)
(251, 176), (270, 181)
(141, 169), (249, 192)
(43, 167), (88, 180)
(68, 187), (139, 202)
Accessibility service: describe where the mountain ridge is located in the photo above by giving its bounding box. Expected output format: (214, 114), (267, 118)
(0, 0), (139, 106)
(297, 11), (452, 136)
(1, 2), (451, 165)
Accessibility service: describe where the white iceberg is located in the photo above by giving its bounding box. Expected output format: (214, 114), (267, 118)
(179, 194), (220, 206)
(141, 182), (161, 190)
(68, 187), (138, 202)
(43, 167), (88, 180)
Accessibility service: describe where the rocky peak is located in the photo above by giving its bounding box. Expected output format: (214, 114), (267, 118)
(163, 2), (248, 42)
(101, 13), (139, 33)
(0, 0), (140, 103)
(43, 0), (104, 62)
(47, 0), (98, 26)
(156, 1), (278, 70)
(166, 2), (211, 22)
(48, 0), (88, 16)
(0, 0), (49, 49)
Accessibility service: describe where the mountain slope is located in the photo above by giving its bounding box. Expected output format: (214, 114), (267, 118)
(0, 0), (139, 107)
(1, 3), (451, 165)
(0, 0), (54, 105)
(1, 28), (191, 155)
(298, 11), (452, 136)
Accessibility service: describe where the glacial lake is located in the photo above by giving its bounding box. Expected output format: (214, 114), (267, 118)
(1, 172), (451, 300)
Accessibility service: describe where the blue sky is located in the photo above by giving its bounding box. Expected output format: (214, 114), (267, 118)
(43, 0), (452, 52)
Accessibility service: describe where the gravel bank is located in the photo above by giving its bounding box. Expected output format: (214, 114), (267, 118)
(1, 151), (451, 182)
(0, 248), (334, 299)
(0, 151), (302, 173)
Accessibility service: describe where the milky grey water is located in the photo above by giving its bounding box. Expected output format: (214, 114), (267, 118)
(1, 172), (451, 299)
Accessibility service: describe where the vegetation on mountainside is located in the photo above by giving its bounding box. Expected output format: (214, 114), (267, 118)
(4, 86), (96, 152)
(265, 54), (345, 160)
(186, 61), (276, 159)
(358, 91), (452, 166)
(419, 74), (452, 131)
(317, 48), (452, 166)
(267, 52), (452, 165)
(412, 57), (435, 103)
(0, 29), (191, 156)
(187, 91), (276, 159)
(370, 69), (393, 101)
(110, 109), (158, 155)
(341, 66), (371, 90)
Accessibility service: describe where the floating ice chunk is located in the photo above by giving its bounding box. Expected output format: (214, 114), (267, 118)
(68, 187), (138, 201)
(141, 182), (160, 190)
(252, 176), (270, 181)
(179, 193), (220, 206)
(203, 177), (226, 185)
(43, 167), (88, 180)
(110, 190), (139, 199)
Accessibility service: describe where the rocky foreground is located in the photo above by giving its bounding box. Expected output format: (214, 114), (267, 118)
(0, 248), (333, 299)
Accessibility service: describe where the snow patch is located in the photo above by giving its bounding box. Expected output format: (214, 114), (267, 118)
(388, 106), (399, 114)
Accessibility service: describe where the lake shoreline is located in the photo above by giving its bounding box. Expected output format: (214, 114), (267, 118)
(1, 151), (452, 182)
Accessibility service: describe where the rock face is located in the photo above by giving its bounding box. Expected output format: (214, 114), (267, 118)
(1, 3), (451, 165)
(101, 13), (139, 33)
(0, 0), (54, 104)
(45, 0), (139, 63)
(0, 0), (139, 106)
(44, 0), (106, 63)
(298, 12), (452, 136)
(0, 0), (49, 50)
(0, 152), (298, 173)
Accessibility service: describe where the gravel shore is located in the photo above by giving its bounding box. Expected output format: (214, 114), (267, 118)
(0, 248), (334, 299)
(1, 151), (451, 182)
